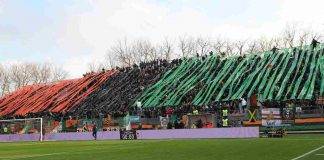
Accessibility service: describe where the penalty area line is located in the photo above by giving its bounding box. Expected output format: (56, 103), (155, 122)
(291, 145), (324, 160)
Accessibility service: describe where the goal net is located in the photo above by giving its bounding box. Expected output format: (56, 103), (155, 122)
(0, 118), (43, 142)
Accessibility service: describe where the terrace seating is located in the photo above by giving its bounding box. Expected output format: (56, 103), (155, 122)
(70, 59), (178, 117)
(136, 44), (324, 109)
(0, 70), (116, 117)
(0, 43), (322, 122)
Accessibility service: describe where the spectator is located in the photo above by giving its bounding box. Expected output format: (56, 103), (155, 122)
(3, 126), (8, 134)
(222, 118), (228, 127)
(193, 108), (199, 115)
(92, 124), (97, 140)
(240, 98), (247, 113)
(196, 119), (203, 128)
(83, 123), (88, 132)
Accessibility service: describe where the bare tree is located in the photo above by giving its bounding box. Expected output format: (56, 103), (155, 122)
(9, 63), (33, 89)
(30, 63), (52, 84)
(0, 64), (10, 96)
(88, 62), (105, 73)
(179, 36), (187, 57)
(157, 38), (173, 61)
(105, 53), (118, 69)
(224, 40), (235, 56)
(298, 29), (323, 46)
(212, 38), (226, 55)
(196, 37), (211, 55)
(0, 62), (68, 95)
(132, 39), (157, 63)
(256, 37), (274, 52)
(102, 25), (323, 69)
(282, 24), (297, 48)
(52, 66), (68, 82)
(246, 40), (258, 54)
(272, 37), (283, 49)
(310, 31), (323, 42)
(106, 38), (166, 68)
(234, 40), (247, 56)
(109, 38), (134, 67)
(178, 35), (197, 57)
(29, 63), (67, 83)
(298, 30), (311, 46)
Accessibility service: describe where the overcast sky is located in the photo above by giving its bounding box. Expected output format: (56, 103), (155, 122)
(1, 0), (324, 78)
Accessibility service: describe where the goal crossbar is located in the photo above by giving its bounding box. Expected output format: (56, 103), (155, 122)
(0, 118), (42, 122)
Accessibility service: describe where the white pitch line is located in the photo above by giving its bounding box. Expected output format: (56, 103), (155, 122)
(291, 146), (324, 160)
(0, 152), (65, 160)
(0, 145), (142, 160)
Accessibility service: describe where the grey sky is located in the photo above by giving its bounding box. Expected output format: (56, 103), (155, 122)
(0, 0), (323, 77)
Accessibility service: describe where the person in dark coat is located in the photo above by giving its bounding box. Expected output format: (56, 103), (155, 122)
(92, 124), (98, 140)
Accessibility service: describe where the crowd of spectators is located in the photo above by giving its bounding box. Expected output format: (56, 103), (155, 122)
(68, 59), (181, 119)
(1, 40), (322, 127)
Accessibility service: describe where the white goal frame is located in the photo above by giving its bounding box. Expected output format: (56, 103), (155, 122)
(0, 118), (43, 141)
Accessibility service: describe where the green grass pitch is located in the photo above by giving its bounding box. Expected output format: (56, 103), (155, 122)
(0, 135), (323, 160)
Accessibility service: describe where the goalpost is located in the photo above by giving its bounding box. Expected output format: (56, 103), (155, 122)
(0, 118), (43, 142)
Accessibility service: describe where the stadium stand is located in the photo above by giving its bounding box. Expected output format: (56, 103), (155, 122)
(0, 70), (116, 118)
(135, 44), (324, 108)
(69, 59), (180, 117)
(0, 42), (323, 133)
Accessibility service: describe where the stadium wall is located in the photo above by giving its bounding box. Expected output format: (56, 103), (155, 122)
(0, 134), (40, 142)
(137, 127), (259, 139)
(0, 127), (259, 142)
